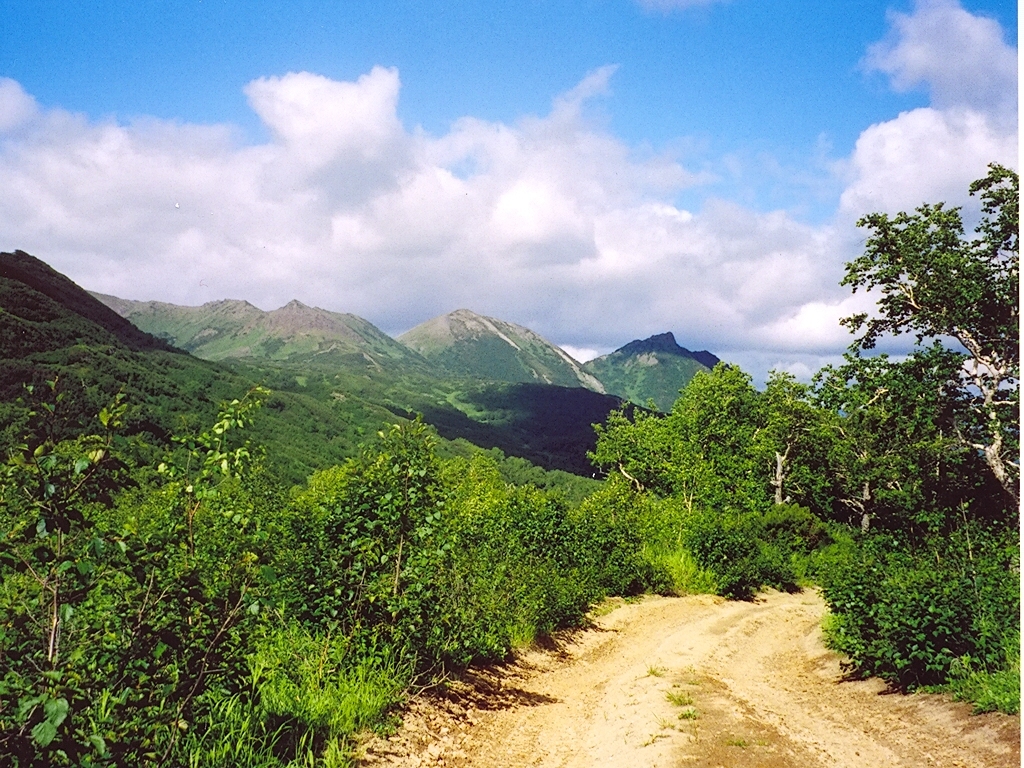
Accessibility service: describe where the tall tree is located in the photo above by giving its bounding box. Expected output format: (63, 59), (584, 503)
(841, 164), (1019, 504)
(753, 371), (835, 511)
(815, 345), (970, 532)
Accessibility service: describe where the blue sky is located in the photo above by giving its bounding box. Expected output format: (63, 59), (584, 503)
(0, 0), (1017, 378)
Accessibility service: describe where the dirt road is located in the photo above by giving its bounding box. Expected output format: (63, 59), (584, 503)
(358, 590), (1020, 767)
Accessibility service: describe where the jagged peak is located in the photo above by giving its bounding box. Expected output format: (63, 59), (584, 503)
(614, 332), (685, 357)
(603, 332), (720, 369)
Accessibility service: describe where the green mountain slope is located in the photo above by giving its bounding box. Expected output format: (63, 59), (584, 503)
(91, 293), (428, 371)
(583, 332), (720, 412)
(398, 308), (604, 390)
(2, 250), (175, 353)
(221, 352), (625, 476)
(1, 252), (411, 481)
(4, 252), (622, 478)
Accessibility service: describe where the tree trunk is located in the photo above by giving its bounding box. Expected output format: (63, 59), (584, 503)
(771, 445), (791, 505)
(859, 482), (871, 532)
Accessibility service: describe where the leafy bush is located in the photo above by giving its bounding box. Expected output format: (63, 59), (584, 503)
(680, 509), (797, 600)
(761, 503), (830, 555)
(676, 503), (836, 600)
(571, 478), (669, 596)
(819, 526), (1019, 693)
(0, 389), (277, 765)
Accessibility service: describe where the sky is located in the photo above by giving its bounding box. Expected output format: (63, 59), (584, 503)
(0, 0), (1017, 381)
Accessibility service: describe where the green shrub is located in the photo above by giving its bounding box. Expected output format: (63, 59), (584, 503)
(0, 391), (280, 766)
(680, 509), (797, 600)
(571, 478), (669, 596)
(761, 503), (830, 554)
(428, 456), (595, 665)
(819, 527), (1019, 692)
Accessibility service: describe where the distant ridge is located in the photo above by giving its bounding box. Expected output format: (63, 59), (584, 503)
(399, 309), (604, 391)
(91, 281), (719, 414)
(0, 249), (176, 354)
(582, 332), (718, 412)
(1, 250), (176, 353)
(92, 293), (426, 370)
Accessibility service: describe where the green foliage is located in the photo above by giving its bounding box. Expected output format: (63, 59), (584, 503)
(645, 546), (718, 595)
(571, 477), (669, 597)
(0, 389), (280, 765)
(282, 419), (448, 662)
(842, 163), (1019, 505)
(754, 372), (838, 512)
(590, 406), (678, 497)
(819, 525), (1019, 692)
(667, 365), (764, 511)
(591, 366), (838, 600)
(175, 620), (406, 768)
(592, 365), (836, 517)
(814, 345), (979, 533)
(435, 439), (602, 505)
(680, 507), (802, 600)
(806, 166), (1020, 710)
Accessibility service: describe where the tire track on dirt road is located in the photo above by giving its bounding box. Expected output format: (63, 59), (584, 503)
(358, 590), (1020, 768)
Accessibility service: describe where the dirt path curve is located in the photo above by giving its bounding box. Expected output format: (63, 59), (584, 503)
(358, 590), (1020, 768)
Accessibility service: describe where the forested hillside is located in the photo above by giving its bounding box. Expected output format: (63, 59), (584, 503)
(1, 251), (626, 478)
(0, 166), (1017, 767)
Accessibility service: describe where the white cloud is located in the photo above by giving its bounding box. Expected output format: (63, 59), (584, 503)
(839, 0), (1017, 219)
(754, 294), (873, 353)
(0, 70), (840, 372)
(0, 0), (1016, 385)
(245, 67), (404, 167)
(0, 78), (38, 132)
(838, 106), (1017, 218)
(559, 345), (605, 363)
(863, 0), (1017, 122)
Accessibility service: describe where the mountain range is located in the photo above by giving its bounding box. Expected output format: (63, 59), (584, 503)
(91, 297), (719, 411)
(91, 293), (427, 371)
(1, 250), (619, 478)
(0, 248), (720, 479)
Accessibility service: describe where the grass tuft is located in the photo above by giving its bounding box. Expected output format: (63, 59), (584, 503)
(665, 689), (693, 707)
(946, 662), (1020, 714)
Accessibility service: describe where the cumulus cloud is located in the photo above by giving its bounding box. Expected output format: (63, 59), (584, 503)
(863, 0), (1017, 122)
(0, 67), (840, 377)
(245, 68), (404, 169)
(839, 106), (1016, 217)
(0, 1), (1016, 384)
(839, 0), (1017, 219)
(0, 78), (38, 132)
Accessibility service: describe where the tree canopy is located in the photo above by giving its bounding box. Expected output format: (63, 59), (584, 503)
(841, 163), (1019, 504)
